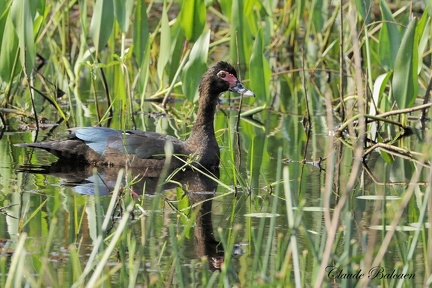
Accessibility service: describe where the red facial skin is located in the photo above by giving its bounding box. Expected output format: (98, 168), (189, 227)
(217, 70), (238, 88)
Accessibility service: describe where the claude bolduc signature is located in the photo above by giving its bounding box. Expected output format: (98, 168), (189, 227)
(326, 266), (415, 280)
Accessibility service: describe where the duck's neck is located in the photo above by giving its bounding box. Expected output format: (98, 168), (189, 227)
(184, 91), (220, 167)
(188, 96), (217, 142)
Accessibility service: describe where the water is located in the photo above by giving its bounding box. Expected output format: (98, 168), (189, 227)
(1, 75), (429, 286)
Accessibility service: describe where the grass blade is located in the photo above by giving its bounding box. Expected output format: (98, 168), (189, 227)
(89, 0), (114, 53)
(179, 0), (206, 41)
(181, 30), (210, 102)
(133, 0), (149, 66)
(378, 0), (401, 69)
(157, 2), (170, 83)
(249, 27), (271, 101)
(0, 8), (19, 82)
(391, 18), (418, 110)
(113, 0), (134, 33)
(11, 0), (36, 77)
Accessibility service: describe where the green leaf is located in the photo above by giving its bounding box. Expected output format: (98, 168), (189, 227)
(0, 2), (8, 44)
(240, 104), (267, 117)
(114, 0), (134, 33)
(89, 0), (114, 53)
(378, 0), (401, 69)
(311, 0), (324, 31)
(182, 30), (210, 101)
(218, 0), (232, 19)
(249, 28), (271, 101)
(179, 0), (206, 42)
(176, 187), (190, 212)
(392, 18), (418, 109)
(11, 0), (36, 77)
(416, 8), (430, 74)
(230, 0), (254, 65)
(167, 21), (186, 82)
(369, 71), (393, 154)
(137, 40), (151, 100)
(132, 0), (149, 65)
(248, 135), (266, 188)
(370, 71), (392, 116)
(0, 10), (19, 82)
(355, 0), (372, 23)
(157, 3), (170, 82)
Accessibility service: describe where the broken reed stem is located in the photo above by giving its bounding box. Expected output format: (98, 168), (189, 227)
(376, 102), (432, 119)
(363, 142), (430, 168)
(336, 102), (432, 133)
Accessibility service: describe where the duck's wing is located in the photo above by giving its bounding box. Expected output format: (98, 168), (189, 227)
(104, 130), (184, 159)
(72, 127), (123, 155)
(72, 128), (183, 159)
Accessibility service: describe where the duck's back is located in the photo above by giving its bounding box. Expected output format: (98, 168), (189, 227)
(18, 127), (186, 167)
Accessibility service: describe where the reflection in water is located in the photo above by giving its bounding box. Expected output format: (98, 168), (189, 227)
(16, 161), (236, 271)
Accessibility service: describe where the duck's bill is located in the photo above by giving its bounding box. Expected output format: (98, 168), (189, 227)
(230, 81), (255, 96)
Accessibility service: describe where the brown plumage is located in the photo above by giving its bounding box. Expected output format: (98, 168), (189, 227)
(16, 62), (254, 170)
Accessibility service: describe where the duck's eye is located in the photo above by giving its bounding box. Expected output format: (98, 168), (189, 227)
(218, 71), (226, 78)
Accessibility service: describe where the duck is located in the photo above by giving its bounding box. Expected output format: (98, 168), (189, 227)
(16, 61), (254, 170)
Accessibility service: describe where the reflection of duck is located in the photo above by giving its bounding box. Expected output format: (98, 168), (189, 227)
(185, 171), (225, 271)
(191, 194), (225, 271)
(16, 62), (253, 170)
(16, 162), (228, 271)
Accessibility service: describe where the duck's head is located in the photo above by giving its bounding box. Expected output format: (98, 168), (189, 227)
(199, 61), (254, 99)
